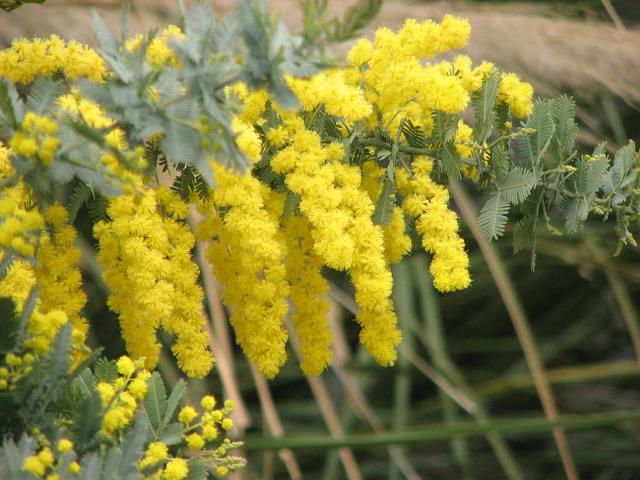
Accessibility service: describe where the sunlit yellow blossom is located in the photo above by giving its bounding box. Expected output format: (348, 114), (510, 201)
(0, 35), (105, 83)
(287, 70), (373, 123)
(200, 165), (289, 378)
(178, 406), (198, 425)
(23, 456), (46, 476)
(57, 439), (74, 453)
(126, 25), (185, 67)
(498, 72), (534, 118)
(94, 188), (213, 377)
(284, 216), (333, 375)
(164, 458), (188, 480)
(36, 204), (88, 354)
(398, 158), (471, 292)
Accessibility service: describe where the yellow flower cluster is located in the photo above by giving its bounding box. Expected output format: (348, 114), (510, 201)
(0, 34), (105, 84)
(347, 16), (482, 133)
(9, 112), (60, 166)
(274, 121), (402, 366)
(22, 443), (81, 478)
(0, 12), (536, 384)
(0, 187), (43, 256)
(360, 160), (412, 264)
(284, 216), (333, 375)
(199, 165), (289, 378)
(96, 356), (150, 434)
(398, 157), (471, 292)
(94, 188), (214, 377)
(125, 25), (186, 68)
(0, 151), (88, 363)
(286, 70), (373, 123)
(36, 205), (88, 339)
(138, 397), (241, 479)
(0, 146), (44, 257)
(498, 72), (535, 118)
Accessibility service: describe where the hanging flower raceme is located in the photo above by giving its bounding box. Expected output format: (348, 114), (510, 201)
(284, 215), (333, 376)
(397, 157), (471, 292)
(198, 164), (289, 379)
(94, 187), (214, 378)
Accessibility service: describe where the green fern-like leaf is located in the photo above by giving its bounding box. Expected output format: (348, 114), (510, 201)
(70, 390), (103, 453)
(0, 253), (14, 282)
(87, 194), (109, 223)
(25, 77), (63, 115)
(94, 358), (118, 383)
(516, 100), (555, 166)
(66, 182), (94, 223)
(513, 214), (537, 254)
(603, 140), (638, 205)
(91, 10), (119, 54)
(478, 191), (510, 240)
(497, 167), (538, 205)
(325, 0), (382, 42)
(144, 372), (168, 431)
(472, 69), (501, 143)
(437, 142), (462, 181)
(373, 173), (396, 226)
(573, 157), (608, 197)
(0, 297), (20, 353)
(551, 95), (578, 159)
(0, 79), (24, 128)
(162, 379), (187, 426)
(564, 197), (589, 233)
(401, 120), (428, 149)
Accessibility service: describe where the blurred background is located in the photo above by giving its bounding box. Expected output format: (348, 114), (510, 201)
(3, 1), (640, 478)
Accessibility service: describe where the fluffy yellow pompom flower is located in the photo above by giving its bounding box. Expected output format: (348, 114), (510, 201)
(164, 458), (188, 480)
(186, 433), (205, 450)
(126, 25), (186, 67)
(498, 72), (534, 118)
(286, 70), (373, 123)
(284, 216), (333, 375)
(0, 35), (105, 84)
(57, 439), (74, 453)
(138, 441), (169, 470)
(116, 356), (136, 377)
(200, 165), (289, 378)
(23, 456), (46, 476)
(94, 188), (213, 377)
(398, 158), (471, 292)
(36, 204), (88, 342)
(201, 395), (216, 411)
(178, 406), (198, 425)
(68, 462), (81, 475)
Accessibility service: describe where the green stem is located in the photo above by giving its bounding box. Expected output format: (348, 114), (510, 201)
(243, 410), (640, 451)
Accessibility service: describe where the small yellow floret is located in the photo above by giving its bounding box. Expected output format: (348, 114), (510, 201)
(57, 439), (73, 453)
(178, 406), (198, 425)
(164, 458), (188, 480)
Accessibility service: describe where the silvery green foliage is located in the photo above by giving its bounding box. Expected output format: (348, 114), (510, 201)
(82, 0), (323, 184)
(0, 0), (326, 201)
(471, 95), (639, 264)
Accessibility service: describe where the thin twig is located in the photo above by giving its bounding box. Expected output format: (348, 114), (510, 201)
(286, 319), (363, 480)
(328, 301), (422, 480)
(601, 0), (626, 31)
(329, 283), (477, 415)
(586, 240), (640, 363)
(249, 364), (304, 480)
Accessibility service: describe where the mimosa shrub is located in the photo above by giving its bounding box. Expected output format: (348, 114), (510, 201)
(1, 0), (638, 477)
